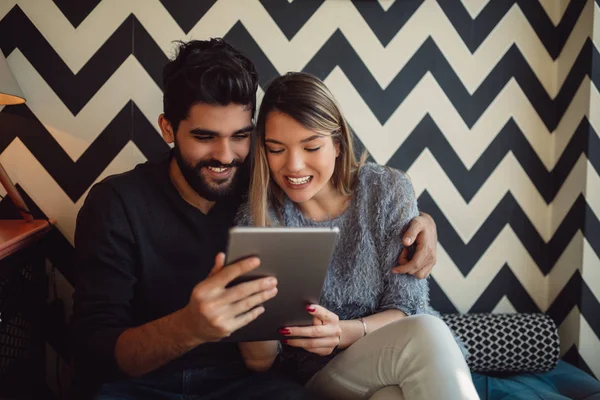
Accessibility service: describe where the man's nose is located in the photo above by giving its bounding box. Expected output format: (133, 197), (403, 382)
(212, 139), (235, 165)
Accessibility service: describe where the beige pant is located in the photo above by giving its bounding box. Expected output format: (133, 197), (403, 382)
(306, 314), (480, 400)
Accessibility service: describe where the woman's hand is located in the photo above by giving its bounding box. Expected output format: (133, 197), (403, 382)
(279, 305), (341, 356)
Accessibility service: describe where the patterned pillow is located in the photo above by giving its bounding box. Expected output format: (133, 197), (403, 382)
(441, 313), (560, 373)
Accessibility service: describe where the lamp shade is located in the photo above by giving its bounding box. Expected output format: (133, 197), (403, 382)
(0, 49), (25, 105)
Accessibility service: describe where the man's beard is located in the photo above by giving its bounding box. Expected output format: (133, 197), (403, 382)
(173, 145), (248, 201)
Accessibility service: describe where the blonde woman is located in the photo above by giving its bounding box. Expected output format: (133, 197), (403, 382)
(236, 72), (479, 400)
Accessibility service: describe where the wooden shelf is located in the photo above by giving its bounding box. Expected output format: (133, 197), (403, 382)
(0, 219), (54, 260)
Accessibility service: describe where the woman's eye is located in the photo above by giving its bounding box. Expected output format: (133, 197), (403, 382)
(306, 147), (321, 152)
(267, 148), (284, 154)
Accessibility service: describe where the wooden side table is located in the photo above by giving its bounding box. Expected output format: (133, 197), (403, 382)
(0, 219), (54, 399)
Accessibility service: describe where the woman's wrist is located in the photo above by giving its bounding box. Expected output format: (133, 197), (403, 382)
(338, 319), (366, 349)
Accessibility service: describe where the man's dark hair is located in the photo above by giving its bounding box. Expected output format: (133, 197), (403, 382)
(162, 39), (259, 133)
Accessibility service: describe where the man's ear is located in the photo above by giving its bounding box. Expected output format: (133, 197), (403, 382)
(158, 114), (175, 144)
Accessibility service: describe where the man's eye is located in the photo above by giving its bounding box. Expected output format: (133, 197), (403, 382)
(233, 134), (250, 141)
(194, 136), (212, 141)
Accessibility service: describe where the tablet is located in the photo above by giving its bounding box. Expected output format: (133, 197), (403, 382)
(221, 226), (339, 342)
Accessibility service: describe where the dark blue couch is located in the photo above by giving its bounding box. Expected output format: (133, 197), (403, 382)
(472, 361), (600, 399)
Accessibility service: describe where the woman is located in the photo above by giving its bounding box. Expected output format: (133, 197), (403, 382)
(236, 72), (479, 400)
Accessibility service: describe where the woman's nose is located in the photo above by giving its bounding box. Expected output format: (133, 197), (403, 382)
(285, 151), (305, 172)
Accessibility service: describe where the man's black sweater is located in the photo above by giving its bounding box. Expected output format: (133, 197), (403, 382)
(70, 152), (244, 389)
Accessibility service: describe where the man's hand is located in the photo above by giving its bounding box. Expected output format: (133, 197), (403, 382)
(181, 253), (278, 343)
(392, 212), (437, 279)
(114, 253), (276, 378)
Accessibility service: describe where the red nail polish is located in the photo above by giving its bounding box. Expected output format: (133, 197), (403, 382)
(306, 305), (316, 312)
(281, 339), (288, 344)
(279, 328), (291, 335)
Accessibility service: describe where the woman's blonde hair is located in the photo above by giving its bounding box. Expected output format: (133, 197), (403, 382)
(250, 72), (364, 226)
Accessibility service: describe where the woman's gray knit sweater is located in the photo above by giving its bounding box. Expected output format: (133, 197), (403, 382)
(236, 163), (439, 382)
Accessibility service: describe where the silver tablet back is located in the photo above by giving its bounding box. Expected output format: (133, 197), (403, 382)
(222, 227), (339, 342)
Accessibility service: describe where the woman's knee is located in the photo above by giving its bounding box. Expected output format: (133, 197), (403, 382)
(395, 314), (456, 348)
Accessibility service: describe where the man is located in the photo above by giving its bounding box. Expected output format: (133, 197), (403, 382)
(70, 39), (438, 399)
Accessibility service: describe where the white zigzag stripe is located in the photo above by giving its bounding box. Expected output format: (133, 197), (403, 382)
(547, 232), (590, 305)
(16, 0), (132, 73)
(558, 307), (580, 356)
(461, 0), (491, 19)
(409, 151), (600, 242)
(538, 0), (571, 27)
(582, 239), (600, 304)
(8, 46), (594, 175)
(7, 51), (163, 161)
(554, 78), (598, 168)
(590, 77), (600, 130)
(0, 0), (16, 20)
(0, 139), (147, 243)
(236, 0), (589, 96)
(326, 70), (594, 170)
(580, 314), (600, 378)
(594, 1), (600, 53)
(376, 0), (395, 13)
(13, 0), (591, 98)
(433, 230), (589, 314)
(432, 227), (547, 312)
(7, 50), (599, 241)
(551, 155), (600, 234)
(131, 0), (242, 58)
(491, 296), (517, 313)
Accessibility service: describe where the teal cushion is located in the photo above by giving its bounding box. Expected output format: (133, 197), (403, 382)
(472, 361), (600, 400)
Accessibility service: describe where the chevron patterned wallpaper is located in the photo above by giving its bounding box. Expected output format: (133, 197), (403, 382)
(0, 0), (598, 395)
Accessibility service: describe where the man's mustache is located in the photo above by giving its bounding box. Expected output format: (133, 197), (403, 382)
(195, 159), (243, 170)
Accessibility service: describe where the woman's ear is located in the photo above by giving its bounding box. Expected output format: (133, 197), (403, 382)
(334, 139), (341, 158)
(158, 114), (175, 144)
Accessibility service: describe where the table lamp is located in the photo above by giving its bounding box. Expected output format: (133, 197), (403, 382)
(0, 49), (33, 222)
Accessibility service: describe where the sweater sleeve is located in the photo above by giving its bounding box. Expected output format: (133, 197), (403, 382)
(234, 198), (282, 227)
(70, 181), (137, 383)
(373, 167), (430, 316)
(234, 199), (253, 227)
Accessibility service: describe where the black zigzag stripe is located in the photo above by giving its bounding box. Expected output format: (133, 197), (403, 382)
(224, 22), (279, 88)
(259, 0), (325, 41)
(1, 6), (593, 130)
(418, 191), (600, 276)
(303, 30), (594, 130)
(563, 345), (596, 379)
(0, 103), (168, 202)
(552, 119), (600, 200)
(158, 0), (217, 34)
(468, 264), (540, 313)
(53, 0), (101, 29)
(387, 116), (599, 205)
(437, 0), (586, 60)
(132, 105), (171, 162)
(548, 196), (600, 271)
(351, 0), (424, 47)
(430, 265), (540, 315)
(429, 277), (458, 314)
(581, 281), (600, 345)
(132, 19), (279, 92)
(132, 18), (169, 91)
(593, 43), (600, 90)
(0, 7), (133, 116)
(547, 271), (600, 341)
